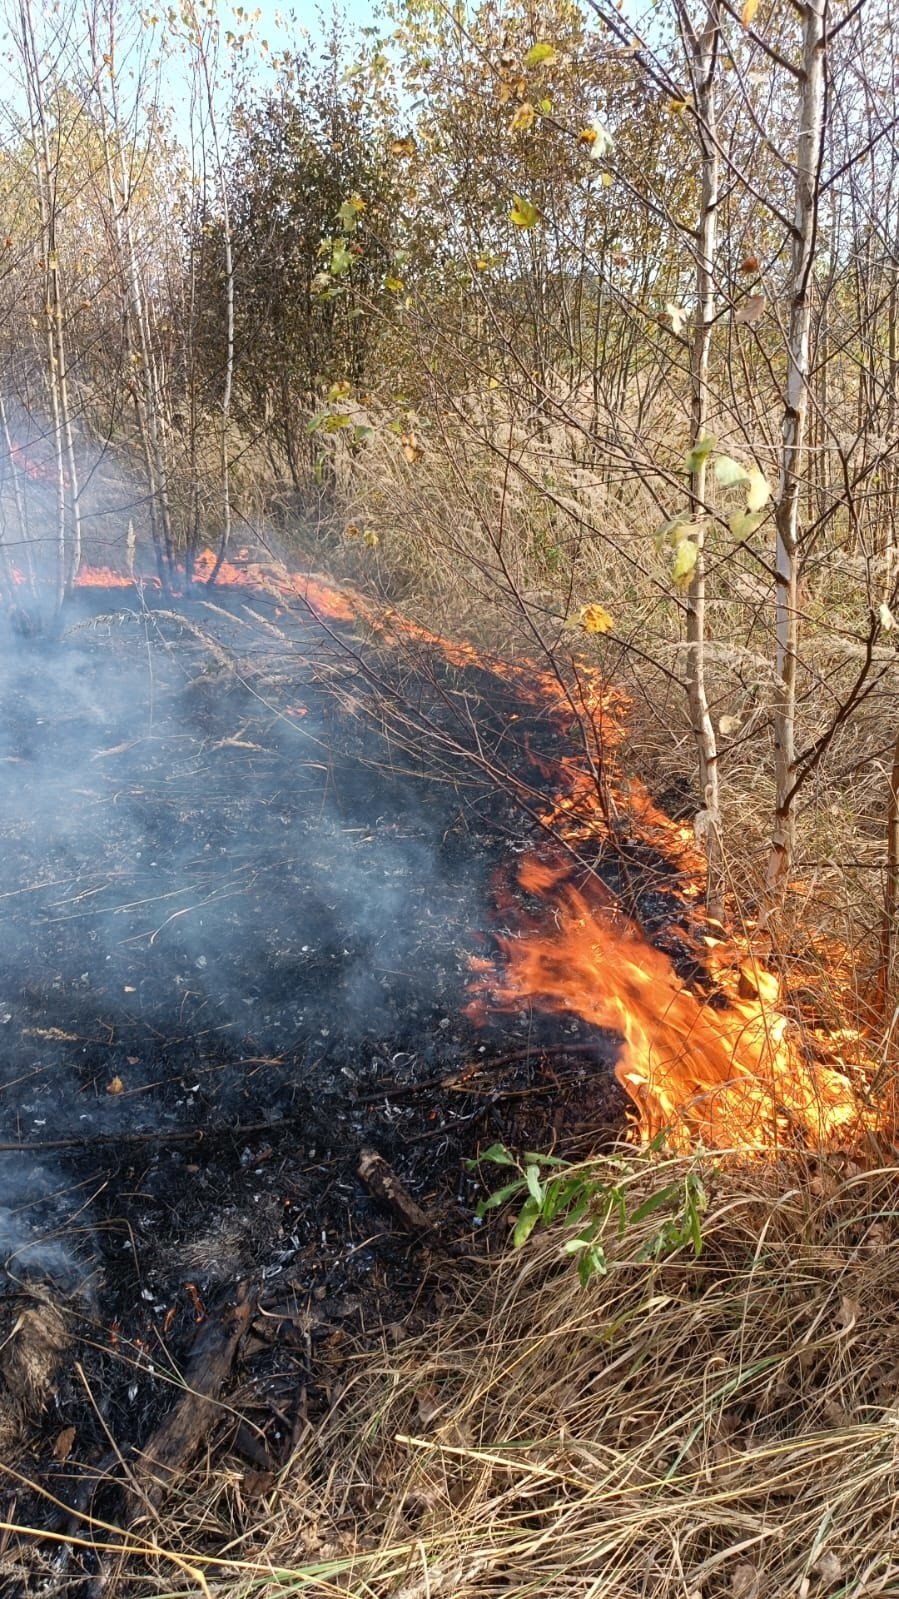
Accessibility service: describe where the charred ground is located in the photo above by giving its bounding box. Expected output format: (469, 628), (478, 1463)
(0, 579), (694, 1591)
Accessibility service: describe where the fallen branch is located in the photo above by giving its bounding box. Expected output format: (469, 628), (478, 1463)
(128, 1281), (255, 1518)
(358, 1149), (435, 1232)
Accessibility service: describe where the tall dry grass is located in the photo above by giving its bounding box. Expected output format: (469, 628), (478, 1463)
(35, 1150), (899, 1598)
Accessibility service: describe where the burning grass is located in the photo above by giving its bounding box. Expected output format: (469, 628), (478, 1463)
(18, 1148), (899, 1598)
(2, 548), (897, 1596)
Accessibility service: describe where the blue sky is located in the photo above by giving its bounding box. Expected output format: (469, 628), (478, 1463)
(154, 0), (386, 144)
(252, 0), (382, 45)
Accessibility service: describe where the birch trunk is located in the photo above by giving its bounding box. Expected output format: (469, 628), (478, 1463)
(88, 1), (174, 584)
(766, 0), (827, 892)
(18, 0), (82, 606)
(191, 14), (235, 587)
(684, 1), (722, 918)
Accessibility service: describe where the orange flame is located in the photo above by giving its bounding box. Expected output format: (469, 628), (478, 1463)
(472, 858), (866, 1150)
(19, 545), (875, 1150)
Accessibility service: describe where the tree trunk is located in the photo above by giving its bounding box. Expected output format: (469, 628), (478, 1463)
(766, 0), (827, 892)
(18, 0), (82, 607)
(683, 1), (723, 918)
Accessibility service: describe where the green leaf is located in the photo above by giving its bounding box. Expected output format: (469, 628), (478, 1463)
(713, 454), (749, 488)
(509, 194), (541, 229)
(512, 1196), (542, 1248)
(685, 434), (716, 473)
(564, 1218), (601, 1253)
(330, 241), (353, 276)
(565, 1191), (592, 1228)
(689, 1197), (704, 1256)
(337, 194), (366, 233)
(524, 1163), (544, 1205)
(479, 1143), (517, 1167)
(728, 510), (765, 538)
(671, 536), (699, 586)
(629, 1184), (679, 1225)
(542, 1176), (585, 1223)
(475, 1179), (525, 1216)
(578, 1245), (608, 1286)
(655, 512), (692, 550)
(525, 41), (557, 66)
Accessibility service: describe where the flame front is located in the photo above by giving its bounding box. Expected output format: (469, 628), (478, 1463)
(473, 858), (865, 1150)
(21, 544), (873, 1151)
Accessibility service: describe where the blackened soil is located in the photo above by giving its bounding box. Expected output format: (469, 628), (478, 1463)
(0, 584), (640, 1590)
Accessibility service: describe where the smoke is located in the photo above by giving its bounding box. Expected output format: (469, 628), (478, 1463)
(0, 450), (494, 1298)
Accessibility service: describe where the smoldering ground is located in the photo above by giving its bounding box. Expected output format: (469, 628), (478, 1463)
(0, 579), (506, 1446)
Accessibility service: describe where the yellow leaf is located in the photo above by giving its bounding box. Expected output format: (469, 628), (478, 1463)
(509, 101), (536, 133)
(714, 454), (749, 488)
(384, 275), (405, 293)
(390, 136), (415, 157)
(401, 432), (422, 463)
(576, 602), (614, 635)
(107, 1075), (125, 1095)
(672, 536), (699, 587)
(667, 98), (688, 114)
(509, 194), (541, 228)
(363, 529), (380, 547)
(741, 0), (759, 25)
(577, 126), (597, 147)
(525, 42), (557, 67)
(745, 468), (771, 512)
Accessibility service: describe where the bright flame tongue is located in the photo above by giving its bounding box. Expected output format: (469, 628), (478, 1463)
(482, 858), (863, 1151)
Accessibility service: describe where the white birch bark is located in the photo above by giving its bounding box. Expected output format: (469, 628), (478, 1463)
(18, 0), (82, 603)
(767, 0), (827, 891)
(683, 1), (722, 917)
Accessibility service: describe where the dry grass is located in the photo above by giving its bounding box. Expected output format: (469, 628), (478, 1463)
(32, 1149), (899, 1599)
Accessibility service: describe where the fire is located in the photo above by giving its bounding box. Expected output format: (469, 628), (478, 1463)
(9, 542), (874, 1151)
(472, 858), (866, 1150)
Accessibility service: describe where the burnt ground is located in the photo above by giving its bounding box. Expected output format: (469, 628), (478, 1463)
(0, 581), (663, 1592)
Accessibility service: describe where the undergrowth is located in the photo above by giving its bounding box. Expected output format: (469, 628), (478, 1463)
(22, 1148), (898, 1599)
